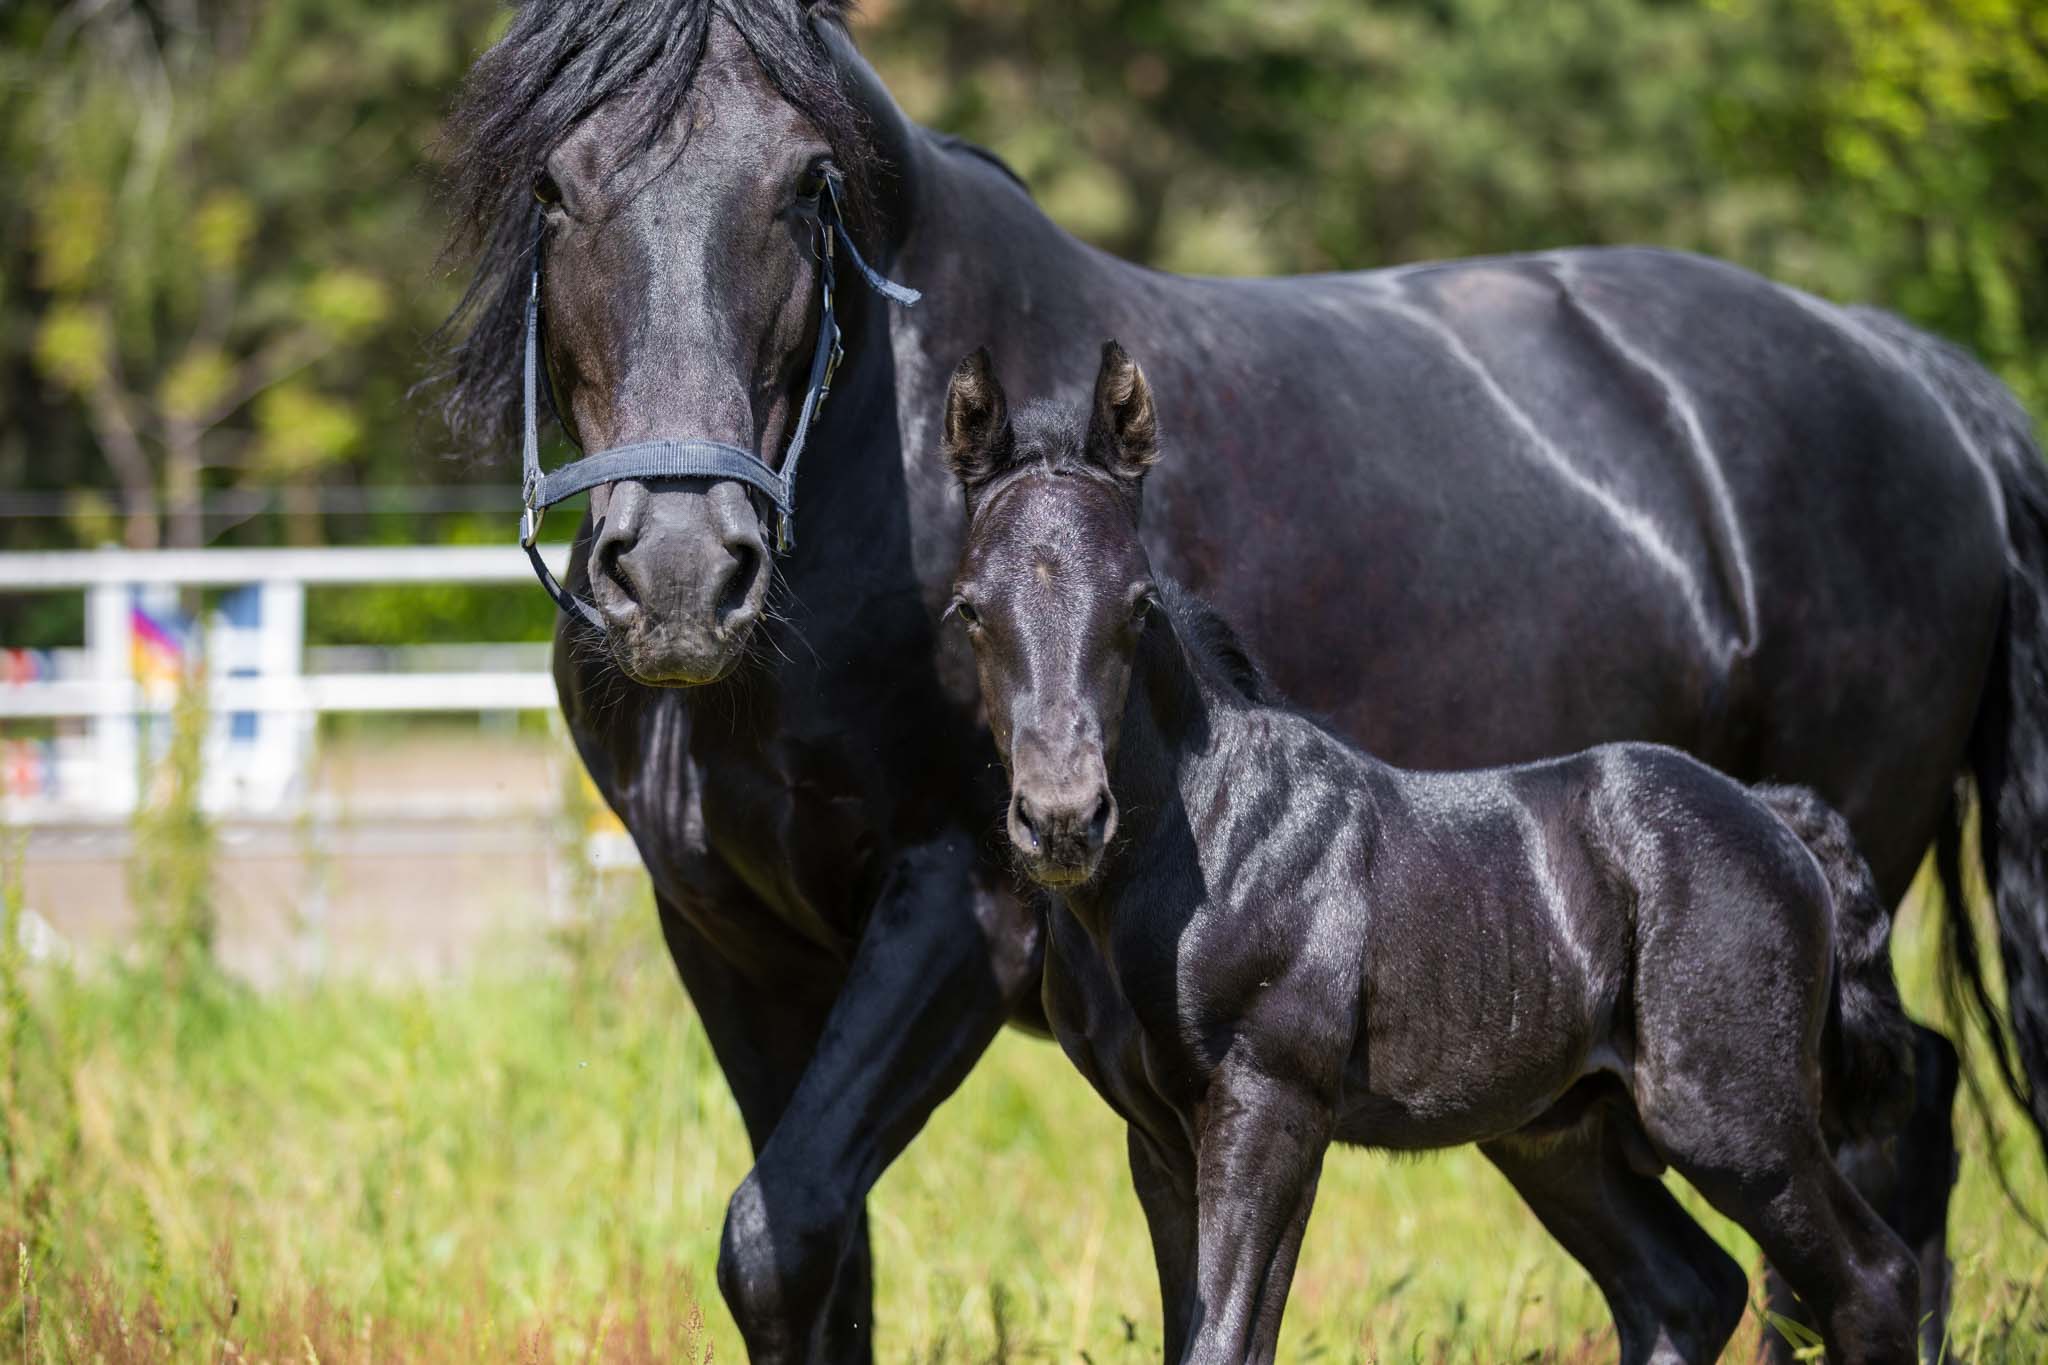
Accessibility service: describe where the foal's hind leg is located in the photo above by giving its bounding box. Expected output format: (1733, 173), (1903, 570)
(1761, 1024), (1958, 1363)
(1651, 1117), (1917, 1364)
(1482, 1116), (1747, 1365)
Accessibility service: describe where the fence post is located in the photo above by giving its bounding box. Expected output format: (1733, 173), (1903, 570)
(85, 574), (137, 815)
(257, 578), (307, 808)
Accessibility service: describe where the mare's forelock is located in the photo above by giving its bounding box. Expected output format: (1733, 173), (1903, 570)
(427, 0), (876, 456)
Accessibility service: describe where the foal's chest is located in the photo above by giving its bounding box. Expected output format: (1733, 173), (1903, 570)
(1042, 905), (1204, 1140)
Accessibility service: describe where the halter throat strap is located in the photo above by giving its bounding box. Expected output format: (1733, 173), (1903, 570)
(517, 174), (919, 631)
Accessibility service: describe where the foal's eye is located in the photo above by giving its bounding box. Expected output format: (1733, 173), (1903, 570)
(1130, 592), (1159, 628)
(533, 172), (563, 209)
(947, 597), (981, 630)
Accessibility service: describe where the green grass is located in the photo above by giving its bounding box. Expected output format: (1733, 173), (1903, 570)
(5, 866), (2048, 1362)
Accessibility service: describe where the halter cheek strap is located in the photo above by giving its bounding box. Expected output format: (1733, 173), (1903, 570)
(518, 174), (920, 632)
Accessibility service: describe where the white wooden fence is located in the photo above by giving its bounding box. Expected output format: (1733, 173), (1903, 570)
(0, 544), (571, 820)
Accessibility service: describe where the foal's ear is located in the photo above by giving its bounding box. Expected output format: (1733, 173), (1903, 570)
(1085, 340), (1160, 486)
(942, 347), (1015, 492)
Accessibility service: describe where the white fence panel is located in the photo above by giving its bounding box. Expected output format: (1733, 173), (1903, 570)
(1, 544), (571, 822)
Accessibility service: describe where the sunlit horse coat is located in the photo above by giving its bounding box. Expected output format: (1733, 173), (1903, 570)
(435, 3), (2048, 1358)
(940, 344), (1921, 1364)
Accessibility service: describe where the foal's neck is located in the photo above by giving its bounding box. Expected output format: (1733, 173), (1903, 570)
(1063, 608), (1227, 923)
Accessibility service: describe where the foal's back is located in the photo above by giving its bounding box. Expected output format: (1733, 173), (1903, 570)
(1325, 740), (1834, 1149)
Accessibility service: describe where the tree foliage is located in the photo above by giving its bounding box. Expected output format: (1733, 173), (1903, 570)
(0, 0), (2041, 564)
(0, 1), (502, 551)
(860, 0), (2048, 413)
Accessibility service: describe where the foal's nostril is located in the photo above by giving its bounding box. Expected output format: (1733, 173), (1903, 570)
(1011, 795), (1043, 851)
(1088, 791), (1114, 848)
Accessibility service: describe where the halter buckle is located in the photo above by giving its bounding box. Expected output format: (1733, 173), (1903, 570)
(822, 332), (844, 397)
(520, 499), (545, 549)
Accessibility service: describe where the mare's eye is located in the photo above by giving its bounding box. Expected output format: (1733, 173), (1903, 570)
(1131, 592), (1158, 628)
(949, 597), (981, 630)
(533, 172), (563, 209)
(795, 165), (829, 201)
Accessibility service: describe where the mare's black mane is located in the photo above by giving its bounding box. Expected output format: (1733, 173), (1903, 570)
(929, 130), (1030, 192)
(429, 0), (876, 453)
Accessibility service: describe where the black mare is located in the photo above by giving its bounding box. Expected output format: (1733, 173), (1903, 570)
(434, 3), (2048, 1360)
(940, 341), (1923, 1364)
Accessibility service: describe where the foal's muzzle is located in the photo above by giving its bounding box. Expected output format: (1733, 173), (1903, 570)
(1009, 781), (1118, 886)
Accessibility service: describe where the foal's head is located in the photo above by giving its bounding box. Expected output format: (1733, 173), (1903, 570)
(943, 342), (1163, 886)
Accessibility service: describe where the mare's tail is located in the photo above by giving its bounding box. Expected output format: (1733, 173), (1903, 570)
(1967, 451), (2048, 1155)
(1757, 784), (1917, 1141)
(1847, 305), (2048, 1160)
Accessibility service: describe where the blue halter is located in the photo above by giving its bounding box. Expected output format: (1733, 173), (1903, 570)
(518, 173), (920, 630)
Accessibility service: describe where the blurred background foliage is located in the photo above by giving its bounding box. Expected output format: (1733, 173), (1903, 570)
(1, 0), (2043, 639)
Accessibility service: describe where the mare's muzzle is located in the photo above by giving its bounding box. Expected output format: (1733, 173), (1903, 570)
(586, 480), (771, 685)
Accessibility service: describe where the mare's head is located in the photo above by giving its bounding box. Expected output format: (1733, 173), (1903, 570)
(438, 1), (899, 684)
(942, 342), (1163, 886)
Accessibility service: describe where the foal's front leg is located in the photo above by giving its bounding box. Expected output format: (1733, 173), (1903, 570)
(1184, 1066), (1333, 1365)
(1128, 1125), (1199, 1359)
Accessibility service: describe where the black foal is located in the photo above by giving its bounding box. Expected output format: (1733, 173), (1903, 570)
(938, 343), (1923, 1365)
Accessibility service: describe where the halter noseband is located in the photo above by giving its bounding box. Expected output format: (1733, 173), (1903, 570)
(518, 172), (920, 631)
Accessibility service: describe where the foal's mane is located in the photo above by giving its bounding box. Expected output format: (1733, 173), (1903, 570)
(429, 0), (878, 454)
(1158, 581), (1273, 708)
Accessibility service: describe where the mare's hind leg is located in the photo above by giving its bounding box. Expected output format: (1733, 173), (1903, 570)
(1761, 1024), (1958, 1363)
(1482, 1115), (1747, 1365)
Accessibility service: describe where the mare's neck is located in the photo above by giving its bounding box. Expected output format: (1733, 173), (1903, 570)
(832, 29), (1142, 380)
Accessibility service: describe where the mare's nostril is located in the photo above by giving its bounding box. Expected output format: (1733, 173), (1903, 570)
(717, 541), (761, 626)
(594, 526), (641, 612)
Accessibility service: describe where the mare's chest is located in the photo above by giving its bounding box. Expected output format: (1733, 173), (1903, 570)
(718, 642), (1000, 922)
(689, 725), (890, 954)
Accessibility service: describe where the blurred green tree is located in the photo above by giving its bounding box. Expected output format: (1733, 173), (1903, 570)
(1809, 0), (2048, 408)
(0, 0), (2037, 582)
(856, 0), (2046, 411)
(0, 1), (500, 551)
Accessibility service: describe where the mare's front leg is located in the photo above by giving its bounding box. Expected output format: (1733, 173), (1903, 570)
(1184, 1067), (1333, 1365)
(661, 898), (866, 1359)
(714, 838), (1042, 1364)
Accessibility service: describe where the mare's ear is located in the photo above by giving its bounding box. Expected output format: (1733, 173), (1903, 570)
(1085, 340), (1160, 486)
(943, 347), (1015, 492)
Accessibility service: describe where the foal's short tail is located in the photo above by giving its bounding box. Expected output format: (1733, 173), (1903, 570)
(1757, 784), (1918, 1141)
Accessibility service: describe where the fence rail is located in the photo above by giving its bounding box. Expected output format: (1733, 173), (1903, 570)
(0, 543), (562, 588)
(1, 543), (572, 819)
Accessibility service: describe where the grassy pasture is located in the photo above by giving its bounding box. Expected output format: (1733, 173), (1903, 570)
(5, 847), (2048, 1363)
